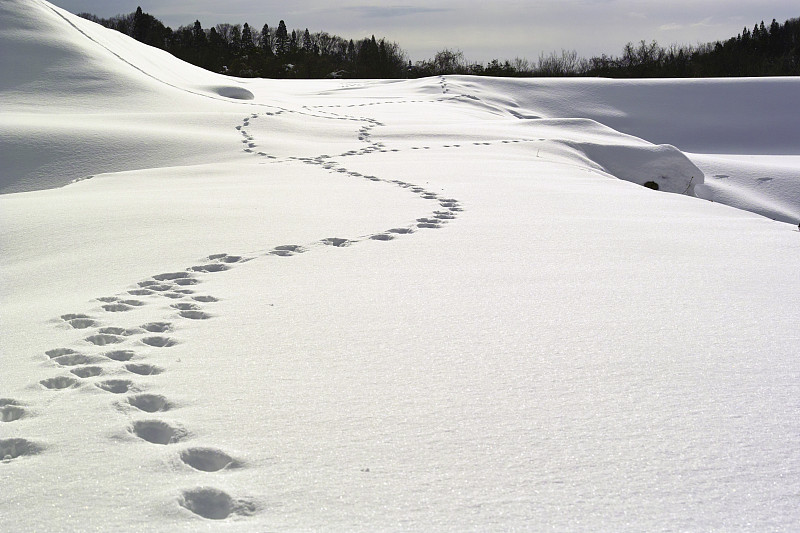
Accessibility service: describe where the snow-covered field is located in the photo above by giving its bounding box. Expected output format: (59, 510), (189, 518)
(2, 1), (800, 530)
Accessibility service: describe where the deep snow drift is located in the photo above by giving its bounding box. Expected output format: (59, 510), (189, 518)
(2, 1), (800, 531)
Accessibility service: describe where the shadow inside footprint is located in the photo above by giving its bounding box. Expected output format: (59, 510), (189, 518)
(71, 366), (103, 378)
(45, 348), (77, 359)
(53, 353), (103, 367)
(40, 376), (79, 390)
(190, 264), (230, 273)
(85, 334), (125, 346)
(68, 318), (98, 329)
(104, 350), (136, 362)
(179, 487), (255, 520)
(128, 394), (171, 413)
(142, 336), (178, 348)
(131, 420), (186, 445)
(1, 405), (25, 422)
(0, 438), (44, 461)
(96, 379), (134, 394)
(125, 363), (164, 376)
(180, 448), (241, 472)
(142, 322), (172, 333)
(179, 310), (212, 320)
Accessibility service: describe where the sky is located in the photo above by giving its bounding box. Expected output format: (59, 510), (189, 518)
(50, 0), (799, 63)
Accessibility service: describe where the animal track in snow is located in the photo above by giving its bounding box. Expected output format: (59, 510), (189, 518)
(179, 310), (212, 320)
(171, 303), (200, 311)
(270, 244), (305, 257)
(192, 296), (219, 303)
(190, 264), (229, 273)
(128, 394), (171, 413)
(321, 238), (351, 247)
(103, 303), (133, 312)
(208, 254), (246, 264)
(85, 334), (125, 346)
(53, 353), (103, 367)
(71, 366), (103, 378)
(179, 487), (255, 520)
(153, 272), (193, 282)
(1, 400), (25, 422)
(142, 322), (172, 333)
(40, 376), (79, 390)
(1, 438), (44, 462)
(131, 420), (187, 445)
(142, 336), (178, 348)
(128, 289), (154, 296)
(388, 228), (414, 234)
(180, 448), (241, 472)
(96, 379), (134, 394)
(99, 327), (142, 336)
(66, 317), (98, 329)
(104, 350), (136, 362)
(174, 278), (199, 286)
(370, 234), (394, 241)
(46, 348), (77, 359)
(125, 363), (163, 376)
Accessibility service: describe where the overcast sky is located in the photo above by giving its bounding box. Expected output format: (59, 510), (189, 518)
(50, 0), (799, 62)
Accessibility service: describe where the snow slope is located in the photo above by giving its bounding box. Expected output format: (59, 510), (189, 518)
(2, 1), (800, 531)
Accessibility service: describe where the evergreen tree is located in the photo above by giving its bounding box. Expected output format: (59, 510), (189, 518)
(275, 20), (289, 55)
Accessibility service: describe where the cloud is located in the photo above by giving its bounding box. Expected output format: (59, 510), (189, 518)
(338, 5), (453, 18)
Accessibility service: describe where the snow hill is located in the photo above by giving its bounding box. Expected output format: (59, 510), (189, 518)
(2, 1), (800, 531)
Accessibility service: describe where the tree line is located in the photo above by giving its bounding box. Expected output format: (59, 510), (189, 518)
(79, 7), (408, 78)
(79, 8), (799, 78)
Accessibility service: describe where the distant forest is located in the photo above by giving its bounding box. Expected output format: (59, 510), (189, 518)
(79, 8), (800, 78)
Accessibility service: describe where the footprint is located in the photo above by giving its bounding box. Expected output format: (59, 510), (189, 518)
(179, 487), (255, 520)
(180, 448), (241, 472)
(103, 303), (132, 312)
(96, 379), (134, 394)
(142, 336), (178, 348)
(99, 327), (142, 336)
(45, 348), (77, 359)
(127, 394), (171, 413)
(125, 363), (164, 376)
(120, 300), (145, 307)
(138, 281), (159, 287)
(190, 264), (230, 273)
(388, 228), (414, 234)
(85, 334), (125, 346)
(67, 318), (98, 329)
(70, 366), (103, 378)
(61, 313), (90, 321)
(153, 272), (193, 281)
(174, 278), (200, 286)
(131, 420), (187, 445)
(417, 218), (444, 225)
(179, 311), (212, 320)
(97, 296), (119, 303)
(142, 322), (172, 333)
(370, 234), (394, 241)
(174, 289), (195, 295)
(417, 222), (441, 229)
(104, 350), (136, 362)
(0, 438), (44, 462)
(1, 401), (25, 422)
(128, 289), (154, 296)
(172, 303), (200, 311)
(40, 376), (79, 390)
(270, 245), (304, 257)
(162, 292), (185, 299)
(192, 296), (219, 303)
(147, 284), (172, 292)
(53, 353), (103, 367)
(321, 238), (350, 247)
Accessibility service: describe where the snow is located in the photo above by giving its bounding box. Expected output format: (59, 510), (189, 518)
(2, 1), (800, 530)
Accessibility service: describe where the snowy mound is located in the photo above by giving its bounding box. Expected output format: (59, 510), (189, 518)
(2, 1), (800, 531)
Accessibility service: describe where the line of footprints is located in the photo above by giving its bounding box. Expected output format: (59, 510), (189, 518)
(4, 207), (464, 523)
(3, 95), (466, 521)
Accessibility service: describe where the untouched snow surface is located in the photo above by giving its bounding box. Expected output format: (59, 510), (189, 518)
(2, 1), (800, 530)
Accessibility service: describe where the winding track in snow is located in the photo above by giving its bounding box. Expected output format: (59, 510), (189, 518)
(8, 84), (466, 520)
